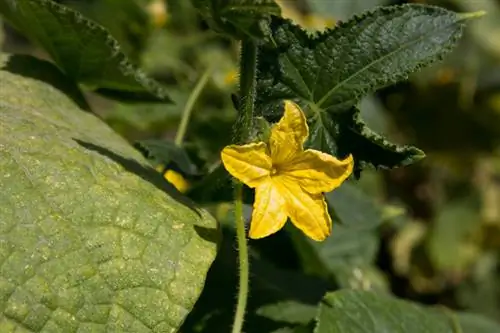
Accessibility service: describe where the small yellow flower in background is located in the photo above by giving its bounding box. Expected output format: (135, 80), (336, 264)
(164, 170), (190, 193)
(224, 69), (239, 86)
(275, 0), (335, 31)
(221, 101), (354, 241)
(156, 165), (190, 193)
(147, 0), (168, 28)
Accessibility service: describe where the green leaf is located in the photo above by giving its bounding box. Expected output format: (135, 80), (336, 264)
(257, 4), (477, 173)
(334, 107), (425, 176)
(135, 140), (199, 176)
(426, 198), (481, 273)
(257, 301), (317, 325)
(458, 312), (500, 333)
(456, 252), (500, 321)
(61, 0), (151, 63)
(190, 0), (281, 39)
(0, 53), (90, 111)
(315, 290), (457, 333)
(326, 182), (382, 229)
(287, 225), (381, 288)
(0, 0), (171, 102)
(181, 226), (328, 333)
(450, 0), (500, 57)
(286, 182), (384, 284)
(0, 53), (218, 332)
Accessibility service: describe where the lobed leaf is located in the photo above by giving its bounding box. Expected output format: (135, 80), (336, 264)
(190, 0), (281, 39)
(257, 4), (477, 173)
(333, 107), (425, 176)
(0, 0), (171, 102)
(0, 53), (218, 332)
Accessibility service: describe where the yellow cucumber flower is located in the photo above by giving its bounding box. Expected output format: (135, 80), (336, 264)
(221, 101), (354, 241)
(156, 165), (190, 193)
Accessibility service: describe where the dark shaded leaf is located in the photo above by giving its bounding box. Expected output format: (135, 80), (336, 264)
(190, 0), (281, 39)
(0, 0), (171, 102)
(135, 139), (199, 175)
(181, 226), (329, 333)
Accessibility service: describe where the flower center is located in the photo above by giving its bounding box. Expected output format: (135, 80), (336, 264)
(270, 165), (279, 176)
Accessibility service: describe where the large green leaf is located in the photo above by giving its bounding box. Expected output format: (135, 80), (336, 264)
(315, 290), (457, 332)
(0, 0), (171, 102)
(458, 312), (500, 333)
(257, 4), (478, 174)
(0, 53), (218, 332)
(190, 0), (281, 39)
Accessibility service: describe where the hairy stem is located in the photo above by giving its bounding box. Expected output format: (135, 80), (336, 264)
(231, 182), (249, 333)
(231, 39), (258, 333)
(235, 39), (258, 143)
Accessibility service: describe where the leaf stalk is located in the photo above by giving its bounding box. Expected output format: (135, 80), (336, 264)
(175, 65), (213, 146)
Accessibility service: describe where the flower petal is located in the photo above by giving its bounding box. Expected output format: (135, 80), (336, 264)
(276, 177), (332, 241)
(249, 180), (288, 239)
(221, 142), (272, 188)
(282, 151), (354, 194)
(269, 100), (309, 164)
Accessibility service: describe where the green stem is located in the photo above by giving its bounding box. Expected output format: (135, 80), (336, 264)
(231, 182), (249, 333)
(175, 65), (213, 146)
(231, 39), (258, 333)
(235, 39), (258, 143)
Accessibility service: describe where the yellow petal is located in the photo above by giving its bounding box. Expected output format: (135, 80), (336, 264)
(276, 177), (332, 241)
(164, 170), (190, 193)
(282, 151), (354, 194)
(221, 142), (272, 188)
(249, 180), (288, 239)
(269, 100), (309, 164)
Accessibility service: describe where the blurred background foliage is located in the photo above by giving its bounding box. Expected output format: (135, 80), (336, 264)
(3, 0), (500, 331)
